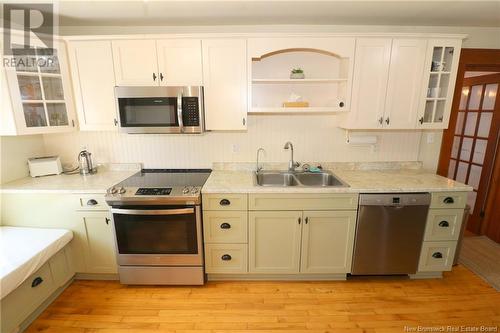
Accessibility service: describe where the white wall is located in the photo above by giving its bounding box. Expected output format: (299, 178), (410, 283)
(0, 135), (46, 184)
(43, 115), (422, 169)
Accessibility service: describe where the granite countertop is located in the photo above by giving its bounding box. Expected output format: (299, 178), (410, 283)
(202, 168), (473, 194)
(0, 164), (140, 194)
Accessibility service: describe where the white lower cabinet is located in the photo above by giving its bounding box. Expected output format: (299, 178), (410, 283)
(248, 210), (356, 274)
(418, 241), (457, 272)
(78, 211), (117, 274)
(205, 244), (248, 274)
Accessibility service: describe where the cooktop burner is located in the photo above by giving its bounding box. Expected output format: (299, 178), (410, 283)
(135, 188), (172, 196)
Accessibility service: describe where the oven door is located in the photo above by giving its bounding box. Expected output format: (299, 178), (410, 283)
(111, 205), (203, 266)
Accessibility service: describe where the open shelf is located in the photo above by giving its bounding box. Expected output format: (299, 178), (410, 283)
(252, 78), (347, 84)
(250, 107), (342, 114)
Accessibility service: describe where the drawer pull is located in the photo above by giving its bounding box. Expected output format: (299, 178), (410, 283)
(220, 222), (231, 229)
(87, 199), (98, 206)
(221, 254), (232, 261)
(432, 252), (443, 259)
(31, 276), (43, 288)
(443, 197), (454, 204)
(219, 199), (231, 206)
(438, 221), (449, 227)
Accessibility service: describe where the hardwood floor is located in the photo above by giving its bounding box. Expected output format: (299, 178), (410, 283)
(27, 265), (500, 333)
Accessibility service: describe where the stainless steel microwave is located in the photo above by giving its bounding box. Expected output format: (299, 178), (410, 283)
(115, 86), (204, 134)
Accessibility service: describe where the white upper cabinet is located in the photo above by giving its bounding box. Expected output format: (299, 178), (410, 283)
(202, 38), (248, 131)
(157, 39), (203, 86)
(341, 38), (428, 129)
(384, 39), (427, 129)
(248, 37), (355, 114)
(112, 40), (159, 86)
(68, 40), (118, 131)
(2, 39), (76, 135)
(341, 38), (392, 129)
(417, 39), (462, 129)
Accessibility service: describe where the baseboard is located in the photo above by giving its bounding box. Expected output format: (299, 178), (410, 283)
(75, 273), (119, 280)
(207, 273), (347, 281)
(409, 271), (443, 279)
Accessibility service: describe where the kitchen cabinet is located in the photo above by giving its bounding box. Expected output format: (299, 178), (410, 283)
(202, 38), (248, 130)
(341, 38), (427, 129)
(78, 211), (117, 274)
(67, 40), (118, 131)
(112, 39), (203, 86)
(2, 39), (76, 135)
(416, 39), (462, 129)
(248, 211), (302, 273)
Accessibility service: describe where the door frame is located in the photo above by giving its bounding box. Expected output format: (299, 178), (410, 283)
(437, 49), (500, 235)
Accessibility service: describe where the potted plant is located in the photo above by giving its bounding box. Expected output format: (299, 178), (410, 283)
(290, 68), (305, 79)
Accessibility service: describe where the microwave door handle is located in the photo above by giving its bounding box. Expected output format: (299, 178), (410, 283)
(177, 92), (184, 132)
(111, 208), (194, 216)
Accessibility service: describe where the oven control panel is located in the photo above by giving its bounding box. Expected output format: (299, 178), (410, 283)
(182, 186), (200, 195)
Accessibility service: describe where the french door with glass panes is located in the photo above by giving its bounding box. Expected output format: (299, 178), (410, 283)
(446, 73), (500, 232)
(5, 40), (76, 135)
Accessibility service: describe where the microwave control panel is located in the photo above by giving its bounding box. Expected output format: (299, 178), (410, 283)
(182, 97), (200, 127)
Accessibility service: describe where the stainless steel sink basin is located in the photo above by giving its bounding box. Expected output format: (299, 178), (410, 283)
(255, 171), (349, 187)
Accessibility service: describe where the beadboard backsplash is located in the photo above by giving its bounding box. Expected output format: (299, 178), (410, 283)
(43, 115), (423, 169)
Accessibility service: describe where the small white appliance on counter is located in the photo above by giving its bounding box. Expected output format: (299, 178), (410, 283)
(28, 156), (63, 177)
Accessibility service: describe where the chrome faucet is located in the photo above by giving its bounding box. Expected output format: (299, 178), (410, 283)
(284, 141), (300, 172)
(256, 148), (265, 172)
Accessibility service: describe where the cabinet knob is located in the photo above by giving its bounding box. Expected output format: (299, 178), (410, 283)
(105, 217), (111, 225)
(432, 252), (443, 259)
(443, 197), (454, 204)
(114, 118), (118, 126)
(385, 117), (390, 125)
(31, 276), (43, 288)
(219, 199), (231, 206)
(339, 101), (345, 108)
(243, 118), (246, 126)
(419, 117), (424, 125)
(221, 254), (232, 261)
(152, 72), (157, 81)
(87, 199), (98, 206)
(220, 222), (231, 229)
(160, 73), (164, 81)
(438, 220), (449, 227)
(378, 117), (384, 125)
(298, 217), (301, 225)
(305, 217), (309, 224)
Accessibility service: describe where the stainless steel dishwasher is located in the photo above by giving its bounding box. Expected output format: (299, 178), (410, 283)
(351, 193), (431, 275)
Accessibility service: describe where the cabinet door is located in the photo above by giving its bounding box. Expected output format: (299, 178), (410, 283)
(248, 211), (302, 273)
(301, 211), (356, 274)
(80, 211), (117, 274)
(5, 39), (77, 135)
(202, 39), (247, 130)
(417, 39), (462, 129)
(68, 41), (118, 131)
(157, 39), (203, 86)
(342, 38), (392, 129)
(384, 39), (427, 129)
(112, 40), (158, 86)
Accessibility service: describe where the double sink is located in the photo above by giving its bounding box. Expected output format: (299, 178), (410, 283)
(255, 170), (349, 187)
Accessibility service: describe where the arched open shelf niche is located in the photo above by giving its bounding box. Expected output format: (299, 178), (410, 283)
(251, 48), (351, 114)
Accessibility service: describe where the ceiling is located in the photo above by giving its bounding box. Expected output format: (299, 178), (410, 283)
(30, 1), (500, 27)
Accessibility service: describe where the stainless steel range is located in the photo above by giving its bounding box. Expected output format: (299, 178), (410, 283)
(105, 169), (211, 285)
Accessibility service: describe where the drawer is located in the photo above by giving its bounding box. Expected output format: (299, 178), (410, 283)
(430, 192), (467, 209)
(75, 195), (108, 210)
(203, 211), (248, 243)
(418, 241), (457, 272)
(248, 193), (358, 211)
(205, 244), (248, 273)
(1, 263), (55, 333)
(203, 194), (247, 211)
(424, 209), (465, 241)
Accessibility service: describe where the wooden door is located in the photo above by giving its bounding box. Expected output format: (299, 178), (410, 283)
(384, 38), (427, 129)
(80, 211), (118, 274)
(202, 39), (247, 130)
(156, 39), (203, 86)
(112, 40), (158, 86)
(342, 38), (392, 129)
(300, 211), (356, 274)
(441, 73), (500, 235)
(248, 211), (302, 274)
(68, 40), (118, 131)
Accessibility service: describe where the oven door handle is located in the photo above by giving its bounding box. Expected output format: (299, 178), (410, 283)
(110, 208), (195, 215)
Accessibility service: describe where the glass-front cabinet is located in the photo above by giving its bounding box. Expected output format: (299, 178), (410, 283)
(4, 40), (75, 135)
(416, 39), (462, 129)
